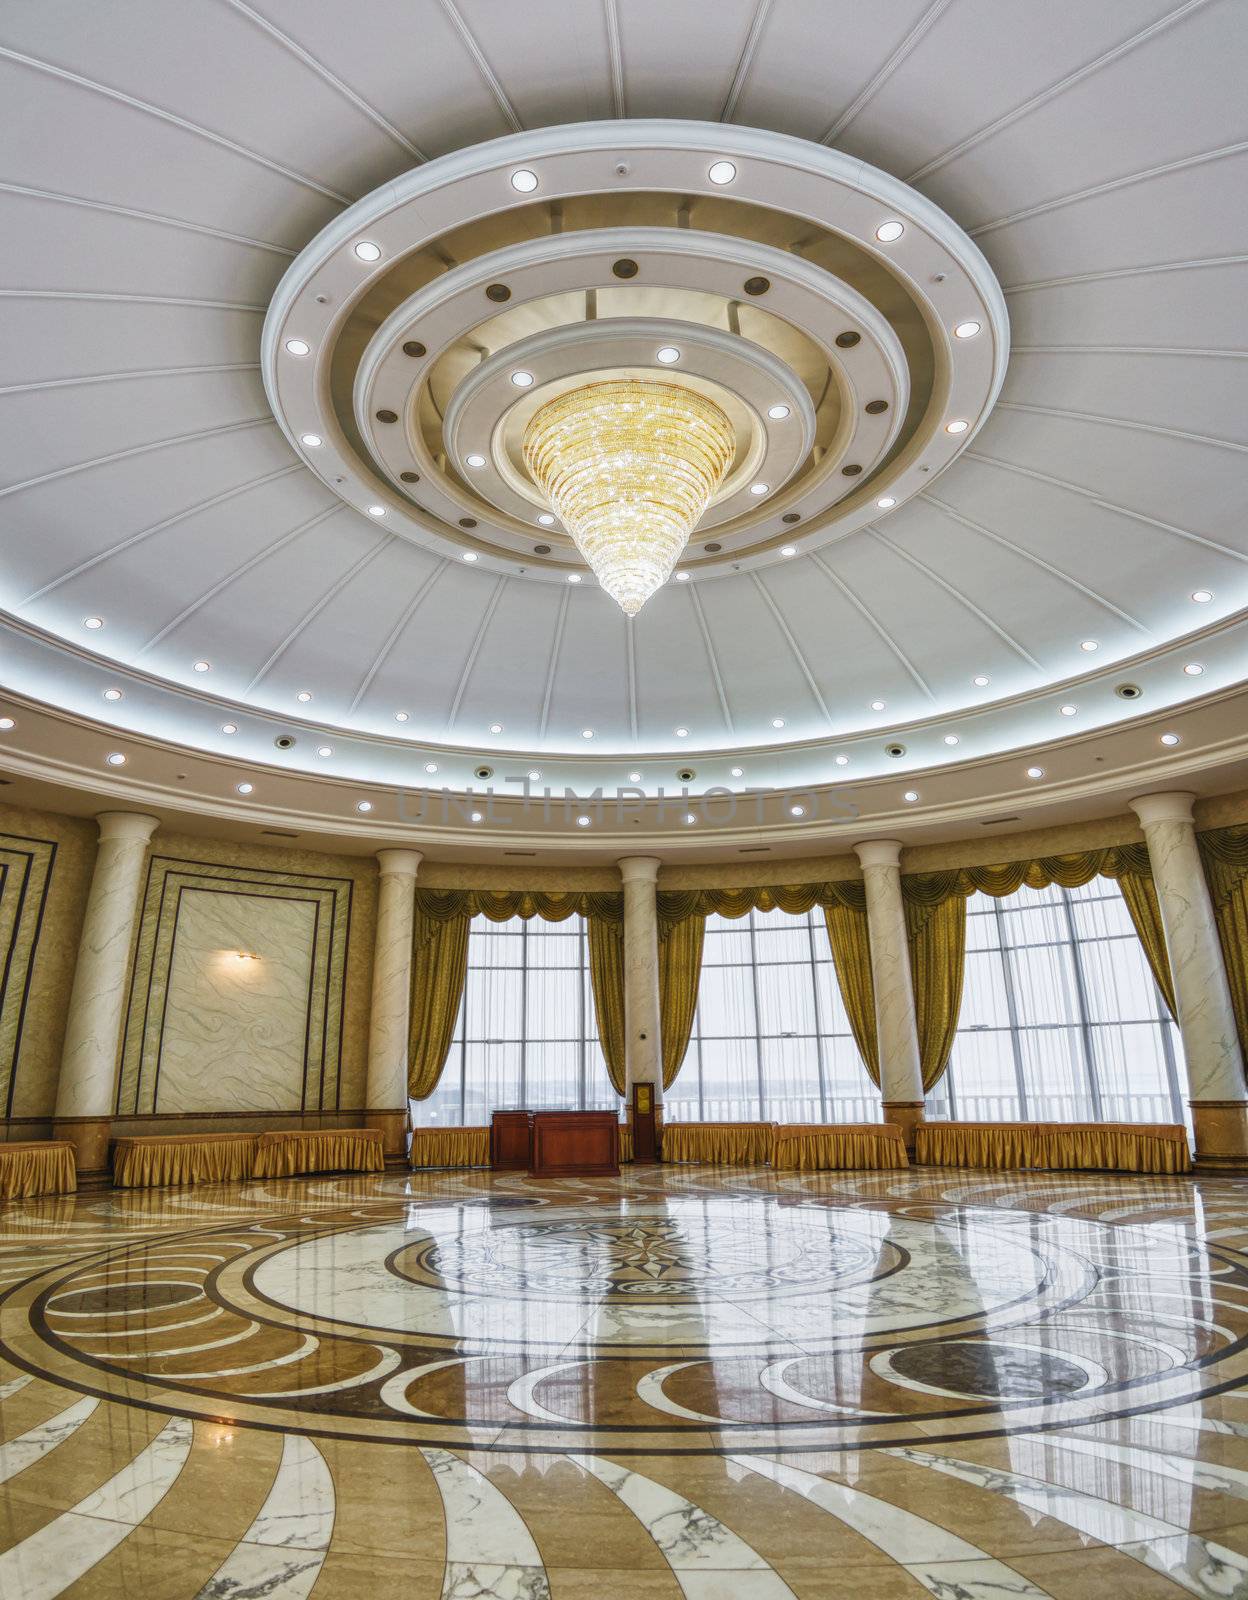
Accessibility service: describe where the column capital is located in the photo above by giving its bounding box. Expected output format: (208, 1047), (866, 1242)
(1130, 791), (1198, 828)
(618, 856), (661, 886)
(854, 838), (904, 870)
(95, 812), (160, 845)
(376, 848), (422, 878)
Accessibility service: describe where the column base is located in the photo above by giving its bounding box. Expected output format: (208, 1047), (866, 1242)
(1191, 1101), (1248, 1174)
(882, 1101), (924, 1157)
(364, 1109), (409, 1166)
(52, 1116), (112, 1182)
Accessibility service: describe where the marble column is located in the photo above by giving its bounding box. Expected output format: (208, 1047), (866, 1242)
(54, 812), (160, 1176)
(855, 839), (924, 1152)
(619, 857), (663, 1126)
(365, 848), (422, 1162)
(1130, 792), (1248, 1169)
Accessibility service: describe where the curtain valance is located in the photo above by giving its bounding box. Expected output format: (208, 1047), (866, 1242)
(655, 880), (865, 933)
(900, 843), (1154, 910)
(414, 888), (623, 946)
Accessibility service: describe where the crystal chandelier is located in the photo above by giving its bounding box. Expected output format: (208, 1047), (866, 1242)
(523, 379), (735, 615)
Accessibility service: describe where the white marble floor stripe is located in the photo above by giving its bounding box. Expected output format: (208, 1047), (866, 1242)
(734, 1453), (1054, 1600)
(570, 1452), (797, 1599)
(420, 1446), (550, 1600)
(0, 1374), (33, 1401)
(885, 1443), (1248, 1600)
(0, 1396), (98, 1485)
(1044, 1430), (1248, 1502)
(193, 1434), (334, 1600)
(0, 1415), (192, 1600)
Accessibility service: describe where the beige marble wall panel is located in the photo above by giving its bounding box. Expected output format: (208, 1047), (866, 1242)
(155, 889), (316, 1114)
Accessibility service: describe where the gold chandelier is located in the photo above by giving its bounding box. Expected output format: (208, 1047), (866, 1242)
(523, 379), (735, 615)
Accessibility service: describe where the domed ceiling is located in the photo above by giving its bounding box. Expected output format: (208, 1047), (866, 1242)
(0, 0), (1246, 853)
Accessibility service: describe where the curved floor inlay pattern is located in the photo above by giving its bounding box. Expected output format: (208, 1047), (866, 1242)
(2, 1166), (1248, 1597)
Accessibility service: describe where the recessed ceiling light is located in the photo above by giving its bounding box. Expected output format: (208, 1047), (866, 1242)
(1060, 704), (1077, 716)
(106, 752), (126, 767)
(767, 404), (791, 420)
(470, 811), (483, 824)
(510, 169), (539, 193)
(945, 419), (969, 435)
(684, 813), (697, 825)
(730, 766), (743, 777)
(581, 728), (594, 739)
(834, 754), (849, 766)
(488, 723), (504, 734)
(903, 789), (919, 802)
(83, 615), (103, 630)
(353, 240), (382, 262)
(567, 573), (581, 584)
(875, 221), (904, 242)
(103, 687), (123, 702)
(367, 505), (386, 517)
(510, 369), (534, 387)
(790, 805), (806, 817)
(772, 717), (785, 728)
(395, 711), (410, 722)
(749, 482), (770, 496)
(236, 781), (253, 795)
(537, 514), (555, 526)
(1026, 766), (1045, 779)
(655, 346), (681, 365)
(871, 699), (886, 711)
(973, 674), (990, 687)
(876, 496), (897, 509)
(1161, 732), (1181, 747)
(462, 551), (478, 562)
(296, 690), (312, 703)
(0, 717), (13, 732)
(1080, 640), (1099, 652)
(943, 734), (959, 746)
(528, 769), (542, 782)
(424, 761), (438, 773)
(317, 745), (332, 757)
(708, 160), (737, 185)
(675, 571), (690, 581)
(221, 722), (237, 734)
(628, 771), (642, 782)
(357, 800), (373, 813)
(300, 433), (322, 448)
(1184, 662), (1204, 676)
(1192, 589), (1213, 603)
(780, 545), (797, 558)
(675, 726), (689, 737)
(576, 814), (591, 827)
(192, 660), (210, 672)
(954, 321), (981, 339)
(465, 453), (487, 468)
(284, 338), (310, 356)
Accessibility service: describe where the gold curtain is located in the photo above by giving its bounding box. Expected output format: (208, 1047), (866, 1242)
(904, 892), (967, 1092)
(588, 916), (627, 1094)
(414, 887), (623, 925)
(659, 912), (705, 1089)
(824, 900), (879, 1085)
(408, 904), (471, 1100)
(1199, 825), (1248, 1061)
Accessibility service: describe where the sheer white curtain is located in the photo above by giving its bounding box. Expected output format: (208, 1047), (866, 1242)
(412, 914), (617, 1127)
(925, 880), (1188, 1130)
(665, 907), (879, 1124)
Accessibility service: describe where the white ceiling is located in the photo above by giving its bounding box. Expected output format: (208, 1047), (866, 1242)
(0, 0), (1245, 786)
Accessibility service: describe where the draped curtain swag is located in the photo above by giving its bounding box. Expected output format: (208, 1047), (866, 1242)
(1198, 825), (1248, 1063)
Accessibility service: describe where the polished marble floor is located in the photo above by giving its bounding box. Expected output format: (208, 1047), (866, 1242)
(2, 1164), (1248, 1597)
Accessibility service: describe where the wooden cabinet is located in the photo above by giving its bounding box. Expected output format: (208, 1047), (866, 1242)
(529, 1110), (620, 1177)
(490, 1110), (533, 1170)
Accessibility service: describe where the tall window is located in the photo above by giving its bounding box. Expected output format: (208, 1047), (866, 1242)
(926, 880), (1187, 1128)
(666, 908), (878, 1124)
(413, 915), (617, 1126)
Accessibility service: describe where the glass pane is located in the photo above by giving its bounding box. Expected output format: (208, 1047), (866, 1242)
(696, 965), (758, 1039)
(759, 1037), (822, 1122)
(755, 962), (817, 1039)
(696, 1037), (761, 1121)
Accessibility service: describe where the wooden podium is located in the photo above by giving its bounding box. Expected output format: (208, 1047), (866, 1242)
(490, 1109), (619, 1177)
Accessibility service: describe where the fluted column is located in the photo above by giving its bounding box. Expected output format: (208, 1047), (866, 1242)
(1131, 792), (1248, 1168)
(54, 812), (160, 1175)
(365, 848), (422, 1162)
(855, 839), (924, 1152)
(619, 857), (663, 1118)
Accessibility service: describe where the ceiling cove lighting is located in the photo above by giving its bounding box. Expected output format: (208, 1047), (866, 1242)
(524, 380), (734, 615)
(875, 221), (904, 242)
(708, 160), (737, 185)
(353, 240), (382, 262)
(509, 168), (539, 193)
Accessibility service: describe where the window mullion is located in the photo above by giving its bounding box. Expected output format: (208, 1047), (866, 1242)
(993, 897), (1029, 1118)
(519, 917), (528, 1107)
(747, 911), (766, 1118)
(806, 912), (829, 1123)
(1060, 886), (1102, 1120)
